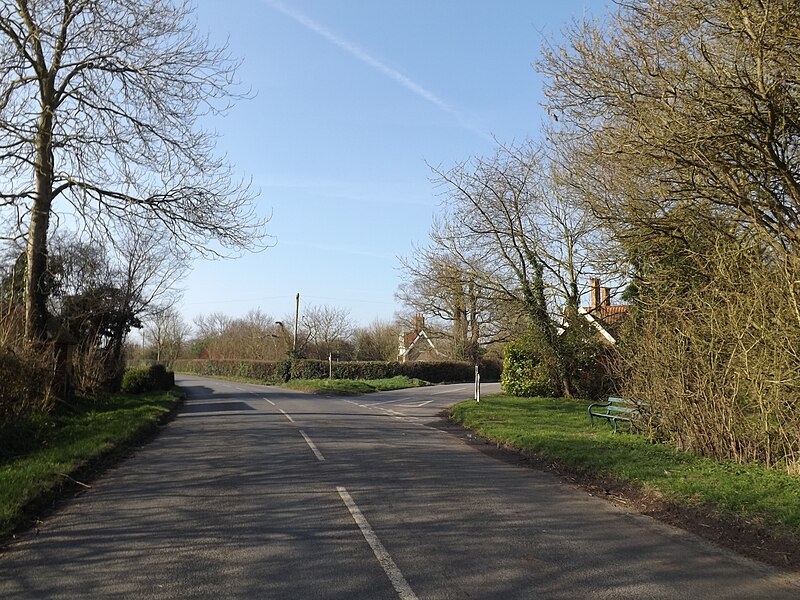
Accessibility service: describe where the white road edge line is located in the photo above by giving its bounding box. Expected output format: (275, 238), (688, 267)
(299, 430), (325, 461)
(336, 486), (418, 600)
(264, 397), (276, 406)
(279, 409), (295, 423)
(432, 388), (465, 395)
(362, 397), (411, 406)
(397, 400), (434, 408)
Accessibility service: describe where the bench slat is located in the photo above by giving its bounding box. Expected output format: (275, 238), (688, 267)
(587, 397), (642, 433)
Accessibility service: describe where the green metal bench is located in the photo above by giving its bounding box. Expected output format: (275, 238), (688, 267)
(587, 396), (640, 433)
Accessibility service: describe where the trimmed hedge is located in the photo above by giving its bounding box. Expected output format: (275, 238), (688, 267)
(173, 358), (502, 384)
(121, 364), (175, 394)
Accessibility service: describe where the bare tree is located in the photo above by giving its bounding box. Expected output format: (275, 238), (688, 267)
(193, 309), (285, 361)
(0, 0), (268, 340)
(301, 304), (354, 360)
(49, 225), (186, 322)
(147, 306), (190, 367)
(540, 0), (800, 263)
(193, 312), (232, 346)
(352, 319), (400, 361)
(43, 227), (185, 390)
(428, 141), (600, 395)
(397, 249), (515, 361)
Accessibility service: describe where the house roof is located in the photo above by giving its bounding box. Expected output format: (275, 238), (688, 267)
(399, 328), (441, 361)
(404, 331), (418, 349)
(579, 304), (630, 344)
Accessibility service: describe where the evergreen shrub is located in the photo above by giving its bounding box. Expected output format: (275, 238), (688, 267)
(501, 339), (559, 397)
(121, 367), (151, 393)
(121, 364), (175, 394)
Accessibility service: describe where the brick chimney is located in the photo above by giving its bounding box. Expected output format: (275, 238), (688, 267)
(590, 278), (601, 309)
(412, 313), (425, 333)
(602, 287), (611, 307)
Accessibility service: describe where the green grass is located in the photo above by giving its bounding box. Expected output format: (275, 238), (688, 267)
(283, 376), (428, 395)
(0, 390), (182, 540)
(450, 394), (800, 536)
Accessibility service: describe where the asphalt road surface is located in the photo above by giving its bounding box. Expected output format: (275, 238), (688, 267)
(2, 375), (799, 599)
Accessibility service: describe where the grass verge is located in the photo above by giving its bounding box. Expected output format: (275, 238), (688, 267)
(450, 394), (800, 550)
(0, 389), (183, 542)
(282, 375), (428, 395)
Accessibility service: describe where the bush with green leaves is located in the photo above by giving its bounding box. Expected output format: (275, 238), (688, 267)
(121, 367), (151, 393)
(120, 364), (175, 394)
(148, 364), (174, 390)
(501, 339), (559, 397)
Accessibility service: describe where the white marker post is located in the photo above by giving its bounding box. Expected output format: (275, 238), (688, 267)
(474, 364), (481, 403)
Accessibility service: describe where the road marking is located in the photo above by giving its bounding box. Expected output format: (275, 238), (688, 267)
(432, 388), (465, 395)
(299, 430), (325, 461)
(346, 400), (374, 410)
(362, 397), (411, 406)
(279, 409), (295, 423)
(263, 397), (276, 406)
(336, 486), (418, 600)
(397, 400), (434, 408)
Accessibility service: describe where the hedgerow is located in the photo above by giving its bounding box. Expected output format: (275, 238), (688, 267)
(173, 358), (502, 384)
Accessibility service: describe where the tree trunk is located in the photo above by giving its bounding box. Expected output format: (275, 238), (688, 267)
(25, 102), (55, 341)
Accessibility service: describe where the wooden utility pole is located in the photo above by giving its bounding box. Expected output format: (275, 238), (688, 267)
(293, 293), (300, 354)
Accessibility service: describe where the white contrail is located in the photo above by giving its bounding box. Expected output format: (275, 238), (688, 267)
(262, 0), (488, 139)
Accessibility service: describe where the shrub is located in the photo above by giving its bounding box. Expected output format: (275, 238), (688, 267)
(121, 367), (151, 393)
(0, 346), (51, 424)
(148, 364), (174, 390)
(120, 364), (174, 394)
(501, 339), (559, 397)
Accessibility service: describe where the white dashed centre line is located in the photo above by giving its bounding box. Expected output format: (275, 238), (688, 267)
(299, 430), (325, 461)
(279, 409), (294, 423)
(337, 486), (418, 600)
(263, 397), (276, 406)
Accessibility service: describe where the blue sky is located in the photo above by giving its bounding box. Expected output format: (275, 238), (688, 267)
(179, 0), (610, 327)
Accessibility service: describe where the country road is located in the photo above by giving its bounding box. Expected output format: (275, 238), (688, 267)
(1, 375), (799, 599)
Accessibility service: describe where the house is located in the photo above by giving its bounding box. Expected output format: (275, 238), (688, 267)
(398, 314), (442, 362)
(578, 278), (630, 344)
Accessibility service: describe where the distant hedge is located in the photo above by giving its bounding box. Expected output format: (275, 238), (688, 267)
(173, 358), (502, 384)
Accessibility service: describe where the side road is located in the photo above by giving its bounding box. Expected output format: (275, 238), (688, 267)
(1, 375), (798, 598)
